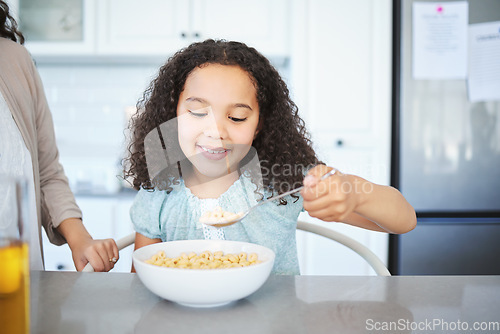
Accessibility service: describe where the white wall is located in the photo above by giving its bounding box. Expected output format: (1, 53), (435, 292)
(37, 62), (159, 193)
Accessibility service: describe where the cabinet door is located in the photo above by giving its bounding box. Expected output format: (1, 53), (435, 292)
(112, 198), (135, 272)
(97, 0), (190, 55)
(42, 197), (135, 272)
(42, 197), (115, 271)
(42, 233), (74, 271)
(20, 0), (97, 55)
(292, 0), (392, 275)
(299, 0), (392, 185)
(297, 215), (388, 276)
(191, 0), (289, 57)
(313, 134), (391, 186)
(306, 0), (391, 137)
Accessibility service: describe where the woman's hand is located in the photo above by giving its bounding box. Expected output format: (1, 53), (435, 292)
(57, 218), (119, 271)
(301, 165), (359, 222)
(70, 237), (119, 272)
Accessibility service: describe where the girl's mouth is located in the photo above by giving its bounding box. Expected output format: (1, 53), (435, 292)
(197, 145), (230, 161)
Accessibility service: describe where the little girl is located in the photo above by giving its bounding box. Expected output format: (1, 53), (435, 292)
(125, 39), (416, 274)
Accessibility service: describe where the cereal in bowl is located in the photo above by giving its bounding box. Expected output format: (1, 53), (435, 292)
(145, 250), (261, 269)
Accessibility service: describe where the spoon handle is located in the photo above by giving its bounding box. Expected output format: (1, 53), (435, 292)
(254, 168), (337, 209)
(207, 168), (338, 227)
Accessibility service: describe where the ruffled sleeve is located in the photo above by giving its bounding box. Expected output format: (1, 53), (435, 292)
(130, 188), (167, 240)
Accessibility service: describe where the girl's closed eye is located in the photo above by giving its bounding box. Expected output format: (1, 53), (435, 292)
(188, 109), (209, 118)
(229, 116), (247, 122)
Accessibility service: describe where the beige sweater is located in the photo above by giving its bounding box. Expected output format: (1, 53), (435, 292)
(0, 38), (81, 249)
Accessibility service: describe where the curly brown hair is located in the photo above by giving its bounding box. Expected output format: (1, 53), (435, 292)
(124, 39), (320, 204)
(0, 1), (24, 44)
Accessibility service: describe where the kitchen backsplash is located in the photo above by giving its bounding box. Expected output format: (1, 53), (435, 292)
(36, 60), (289, 195)
(37, 62), (160, 194)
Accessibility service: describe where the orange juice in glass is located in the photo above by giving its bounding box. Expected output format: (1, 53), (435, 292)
(0, 177), (30, 334)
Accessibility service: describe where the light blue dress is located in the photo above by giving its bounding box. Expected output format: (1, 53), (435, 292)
(130, 175), (303, 275)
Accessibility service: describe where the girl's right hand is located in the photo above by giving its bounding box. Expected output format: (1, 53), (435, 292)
(301, 165), (359, 223)
(301, 165), (417, 234)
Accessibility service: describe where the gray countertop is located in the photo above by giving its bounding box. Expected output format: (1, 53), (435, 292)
(31, 271), (500, 334)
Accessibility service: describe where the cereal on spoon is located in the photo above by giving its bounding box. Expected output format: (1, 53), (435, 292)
(199, 206), (243, 226)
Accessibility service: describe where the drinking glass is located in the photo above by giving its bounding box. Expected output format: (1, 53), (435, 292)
(0, 176), (30, 334)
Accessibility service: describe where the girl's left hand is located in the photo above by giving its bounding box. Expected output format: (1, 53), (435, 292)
(300, 164), (359, 222)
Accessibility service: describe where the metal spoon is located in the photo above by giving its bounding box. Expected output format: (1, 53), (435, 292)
(201, 169), (337, 228)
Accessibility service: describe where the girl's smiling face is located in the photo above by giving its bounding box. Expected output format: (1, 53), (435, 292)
(176, 64), (260, 182)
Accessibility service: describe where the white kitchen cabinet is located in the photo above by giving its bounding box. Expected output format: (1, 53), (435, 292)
(14, 0), (97, 55)
(42, 196), (135, 272)
(190, 0), (290, 57)
(42, 234), (74, 271)
(97, 0), (290, 57)
(96, 0), (190, 55)
(291, 0), (392, 275)
(291, 0), (392, 177)
(13, 0), (289, 58)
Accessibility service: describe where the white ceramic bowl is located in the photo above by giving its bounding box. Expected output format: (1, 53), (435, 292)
(132, 240), (275, 307)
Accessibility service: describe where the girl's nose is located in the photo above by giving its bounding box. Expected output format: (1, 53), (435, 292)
(203, 117), (227, 139)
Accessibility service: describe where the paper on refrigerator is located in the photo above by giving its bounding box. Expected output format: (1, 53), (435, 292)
(412, 1), (468, 80)
(467, 21), (500, 103)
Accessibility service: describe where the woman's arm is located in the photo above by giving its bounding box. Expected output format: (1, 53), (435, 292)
(301, 165), (416, 234)
(25, 52), (120, 271)
(57, 218), (119, 271)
